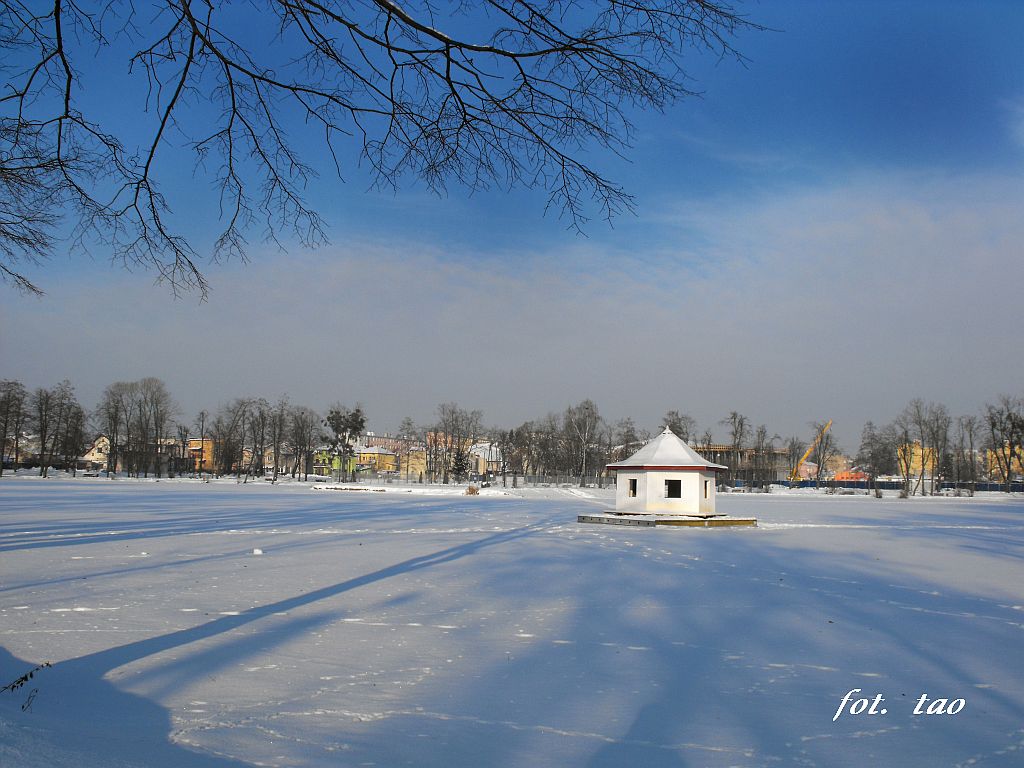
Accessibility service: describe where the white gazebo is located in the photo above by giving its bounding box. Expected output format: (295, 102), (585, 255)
(606, 427), (727, 517)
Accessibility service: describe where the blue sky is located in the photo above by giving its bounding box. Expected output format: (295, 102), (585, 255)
(4, 0), (1024, 448)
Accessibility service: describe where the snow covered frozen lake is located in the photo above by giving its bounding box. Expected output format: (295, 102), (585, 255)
(2, 479), (1022, 766)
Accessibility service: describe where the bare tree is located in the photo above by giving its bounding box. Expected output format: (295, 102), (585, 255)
(45, 379), (79, 474)
(56, 398), (87, 475)
(897, 399), (951, 496)
(893, 409), (916, 497)
(699, 428), (715, 451)
(211, 399), (249, 477)
(245, 398), (273, 481)
(397, 415), (417, 482)
(663, 410), (696, 443)
(287, 406), (321, 481)
(613, 417), (642, 462)
(808, 419), (838, 488)
(720, 411), (748, 486)
(92, 378), (177, 476)
(195, 409), (209, 476)
(565, 399), (601, 487)
(422, 420), (442, 483)
(952, 415), (980, 496)
(138, 377), (177, 476)
(269, 397), (289, 481)
(750, 424), (778, 490)
(0, 379), (28, 474)
(1, 1), (756, 296)
(513, 421), (539, 485)
(531, 413), (563, 481)
(25, 380), (80, 476)
(491, 427), (514, 488)
(433, 402), (482, 483)
(857, 421), (896, 497)
(909, 399), (933, 495)
(985, 395), (1023, 493)
(106, 380), (144, 476)
(96, 382), (126, 476)
(783, 435), (804, 482)
(0, 123), (62, 294)
(924, 403), (951, 495)
(175, 422), (189, 477)
(30, 385), (55, 476)
(594, 420), (614, 489)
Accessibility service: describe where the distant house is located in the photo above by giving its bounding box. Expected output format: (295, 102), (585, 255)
(311, 448), (336, 477)
(606, 427), (727, 517)
(3, 432), (40, 469)
(361, 432), (427, 480)
(469, 442), (502, 477)
(356, 445), (398, 473)
(82, 435), (111, 470)
(187, 438), (216, 473)
(796, 461), (818, 481)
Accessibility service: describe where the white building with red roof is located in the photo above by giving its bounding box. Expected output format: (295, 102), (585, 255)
(606, 427), (727, 516)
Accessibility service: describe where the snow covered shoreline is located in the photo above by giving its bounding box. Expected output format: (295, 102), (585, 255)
(2, 482), (1022, 766)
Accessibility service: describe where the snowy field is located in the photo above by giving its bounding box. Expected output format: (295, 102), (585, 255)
(1, 479), (1023, 767)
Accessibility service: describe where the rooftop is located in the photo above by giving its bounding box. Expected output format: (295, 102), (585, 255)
(606, 427), (728, 472)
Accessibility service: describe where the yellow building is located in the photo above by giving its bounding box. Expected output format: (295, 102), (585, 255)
(985, 446), (1024, 480)
(402, 447), (427, 480)
(356, 445), (398, 473)
(897, 441), (937, 478)
(187, 438), (216, 472)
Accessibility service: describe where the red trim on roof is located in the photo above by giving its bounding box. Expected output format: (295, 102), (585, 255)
(606, 464), (726, 472)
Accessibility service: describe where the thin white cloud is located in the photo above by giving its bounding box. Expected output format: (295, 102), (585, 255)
(3, 170), (1021, 447)
(662, 129), (805, 172)
(1006, 98), (1024, 149)
(646, 169), (1024, 432)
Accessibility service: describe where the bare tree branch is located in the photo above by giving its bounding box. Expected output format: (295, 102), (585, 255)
(1, 0), (759, 295)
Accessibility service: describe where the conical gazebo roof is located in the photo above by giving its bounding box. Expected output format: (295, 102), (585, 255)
(606, 427), (727, 472)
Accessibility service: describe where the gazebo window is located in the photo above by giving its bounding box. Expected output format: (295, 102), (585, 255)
(628, 478), (637, 498)
(665, 479), (681, 498)
(704, 480), (711, 499)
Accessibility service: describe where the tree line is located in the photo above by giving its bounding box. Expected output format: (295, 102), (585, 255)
(1, 377), (1022, 492)
(0, 379), (85, 478)
(858, 396), (1023, 495)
